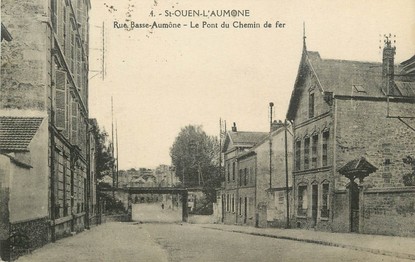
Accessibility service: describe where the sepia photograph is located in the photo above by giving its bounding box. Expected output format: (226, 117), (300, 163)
(1, 0), (415, 261)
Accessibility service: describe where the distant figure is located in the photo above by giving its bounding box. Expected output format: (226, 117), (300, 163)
(161, 203), (165, 209)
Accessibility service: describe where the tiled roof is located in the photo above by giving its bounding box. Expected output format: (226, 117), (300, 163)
(229, 131), (268, 147)
(307, 52), (385, 97)
(338, 157), (378, 175)
(0, 117), (43, 151)
(287, 49), (415, 120)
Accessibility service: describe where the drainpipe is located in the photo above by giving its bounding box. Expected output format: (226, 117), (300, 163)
(49, 20), (56, 243)
(284, 119), (290, 228)
(85, 123), (90, 229)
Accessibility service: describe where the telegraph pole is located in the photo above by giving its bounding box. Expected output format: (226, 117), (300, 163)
(269, 102), (274, 189)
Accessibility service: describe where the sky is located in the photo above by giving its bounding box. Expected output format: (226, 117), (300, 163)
(88, 0), (415, 170)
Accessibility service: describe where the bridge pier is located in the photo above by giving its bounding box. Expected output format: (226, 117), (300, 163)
(182, 191), (188, 222)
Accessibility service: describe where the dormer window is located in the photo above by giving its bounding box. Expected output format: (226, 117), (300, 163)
(309, 93), (315, 118)
(353, 85), (366, 93)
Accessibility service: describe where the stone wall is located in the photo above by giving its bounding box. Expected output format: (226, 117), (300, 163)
(361, 188), (415, 236)
(1, 0), (48, 111)
(9, 216), (49, 260)
(335, 98), (415, 191)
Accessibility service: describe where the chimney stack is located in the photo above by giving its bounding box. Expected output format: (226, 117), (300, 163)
(271, 120), (284, 131)
(382, 35), (396, 96)
(231, 122), (237, 132)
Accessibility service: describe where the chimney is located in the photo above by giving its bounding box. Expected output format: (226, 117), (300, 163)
(271, 120), (284, 131)
(382, 35), (396, 96)
(231, 122), (237, 132)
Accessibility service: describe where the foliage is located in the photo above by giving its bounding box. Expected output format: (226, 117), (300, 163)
(170, 125), (221, 203)
(403, 156), (415, 186)
(93, 127), (115, 180)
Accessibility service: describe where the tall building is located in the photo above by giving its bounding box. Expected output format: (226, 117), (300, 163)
(221, 123), (268, 225)
(286, 37), (415, 236)
(1, 0), (93, 257)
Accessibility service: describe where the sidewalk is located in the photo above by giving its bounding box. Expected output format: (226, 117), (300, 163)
(199, 224), (415, 261)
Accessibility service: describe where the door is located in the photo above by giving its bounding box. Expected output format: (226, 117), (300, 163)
(350, 182), (360, 232)
(244, 197), (248, 224)
(311, 184), (318, 227)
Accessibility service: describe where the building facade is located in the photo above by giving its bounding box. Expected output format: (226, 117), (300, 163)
(1, 0), (94, 253)
(221, 123), (268, 225)
(286, 38), (415, 236)
(252, 122), (294, 228)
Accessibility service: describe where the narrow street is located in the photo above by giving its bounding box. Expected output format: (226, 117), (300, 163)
(15, 204), (411, 262)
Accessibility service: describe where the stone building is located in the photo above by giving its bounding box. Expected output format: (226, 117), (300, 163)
(221, 123), (268, 225)
(220, 122), (294, 228)
(286, 38), (415, 236)
(1, 0), (94, 252)
(250, 121), (294, 228)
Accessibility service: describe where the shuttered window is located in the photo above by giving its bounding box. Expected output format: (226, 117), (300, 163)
(71, 100), (78, 145)
(55, 70), (67, 130)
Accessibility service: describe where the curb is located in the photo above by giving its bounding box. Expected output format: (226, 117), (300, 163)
(201, 226), (415, 261)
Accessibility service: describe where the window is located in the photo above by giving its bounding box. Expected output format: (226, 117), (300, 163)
(249, 167), (254, 184)
(295, 140), (301, 171)
(322, 131), (329, 166)
(321, 183), (329, 218)
(232, 194), (235, 213)
(309, 93), (315, 118)
(239, 169), (243, 186)
(298, 185), (308, 216)
(227, 163), (230, 182)
(232, 162), (235, 181)
(239, 197), (242, 215)
(311, 134), (318, 169)
(304, 138), (310, 170)
(51, 0), (57, 33)
(244, 168), (248, 186)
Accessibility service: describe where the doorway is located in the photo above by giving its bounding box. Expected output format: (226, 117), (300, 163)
(311, 184), (318, 227)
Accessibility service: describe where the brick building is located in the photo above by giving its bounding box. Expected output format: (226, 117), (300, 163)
(286, 38), (415, 236)
(1, 0), (94, 252)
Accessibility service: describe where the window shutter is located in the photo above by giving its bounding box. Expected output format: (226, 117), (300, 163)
(71, 101), (78, 145)
(55, 70), (67, 130)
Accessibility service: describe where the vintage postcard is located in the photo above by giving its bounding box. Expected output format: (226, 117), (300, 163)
(1, 0), (415, 261)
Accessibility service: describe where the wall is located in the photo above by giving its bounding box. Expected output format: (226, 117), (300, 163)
(0, 157), (11, 261)
(333, 98), (415, 236)
(1, 0), (47, 111)
(8, 119), (48, 223)
(361, 188), (415, 236)
(335, 98), (415, 190)
(254, 127), (294, 227)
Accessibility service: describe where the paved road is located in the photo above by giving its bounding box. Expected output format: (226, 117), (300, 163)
(132, 203), (182, 223)
(147, 223), (409, 262)
(16, 222), (410, 262)
(15, 204), (411, 262)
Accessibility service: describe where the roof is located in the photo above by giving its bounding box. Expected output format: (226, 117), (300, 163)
(400, 55), (415, 74)
(1, 23), (12, 42)
(0, 117), (43, 151)
(223, 131), (268, 152)
(287, 47), (415, 120)
(306, 52), (386, 97)
(338, 157), (377, 178)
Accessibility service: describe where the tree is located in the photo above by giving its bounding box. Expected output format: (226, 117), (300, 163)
(94, 127), (115, 181)
(403, 156), (415, 186)
(170, 125), (221, 203)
